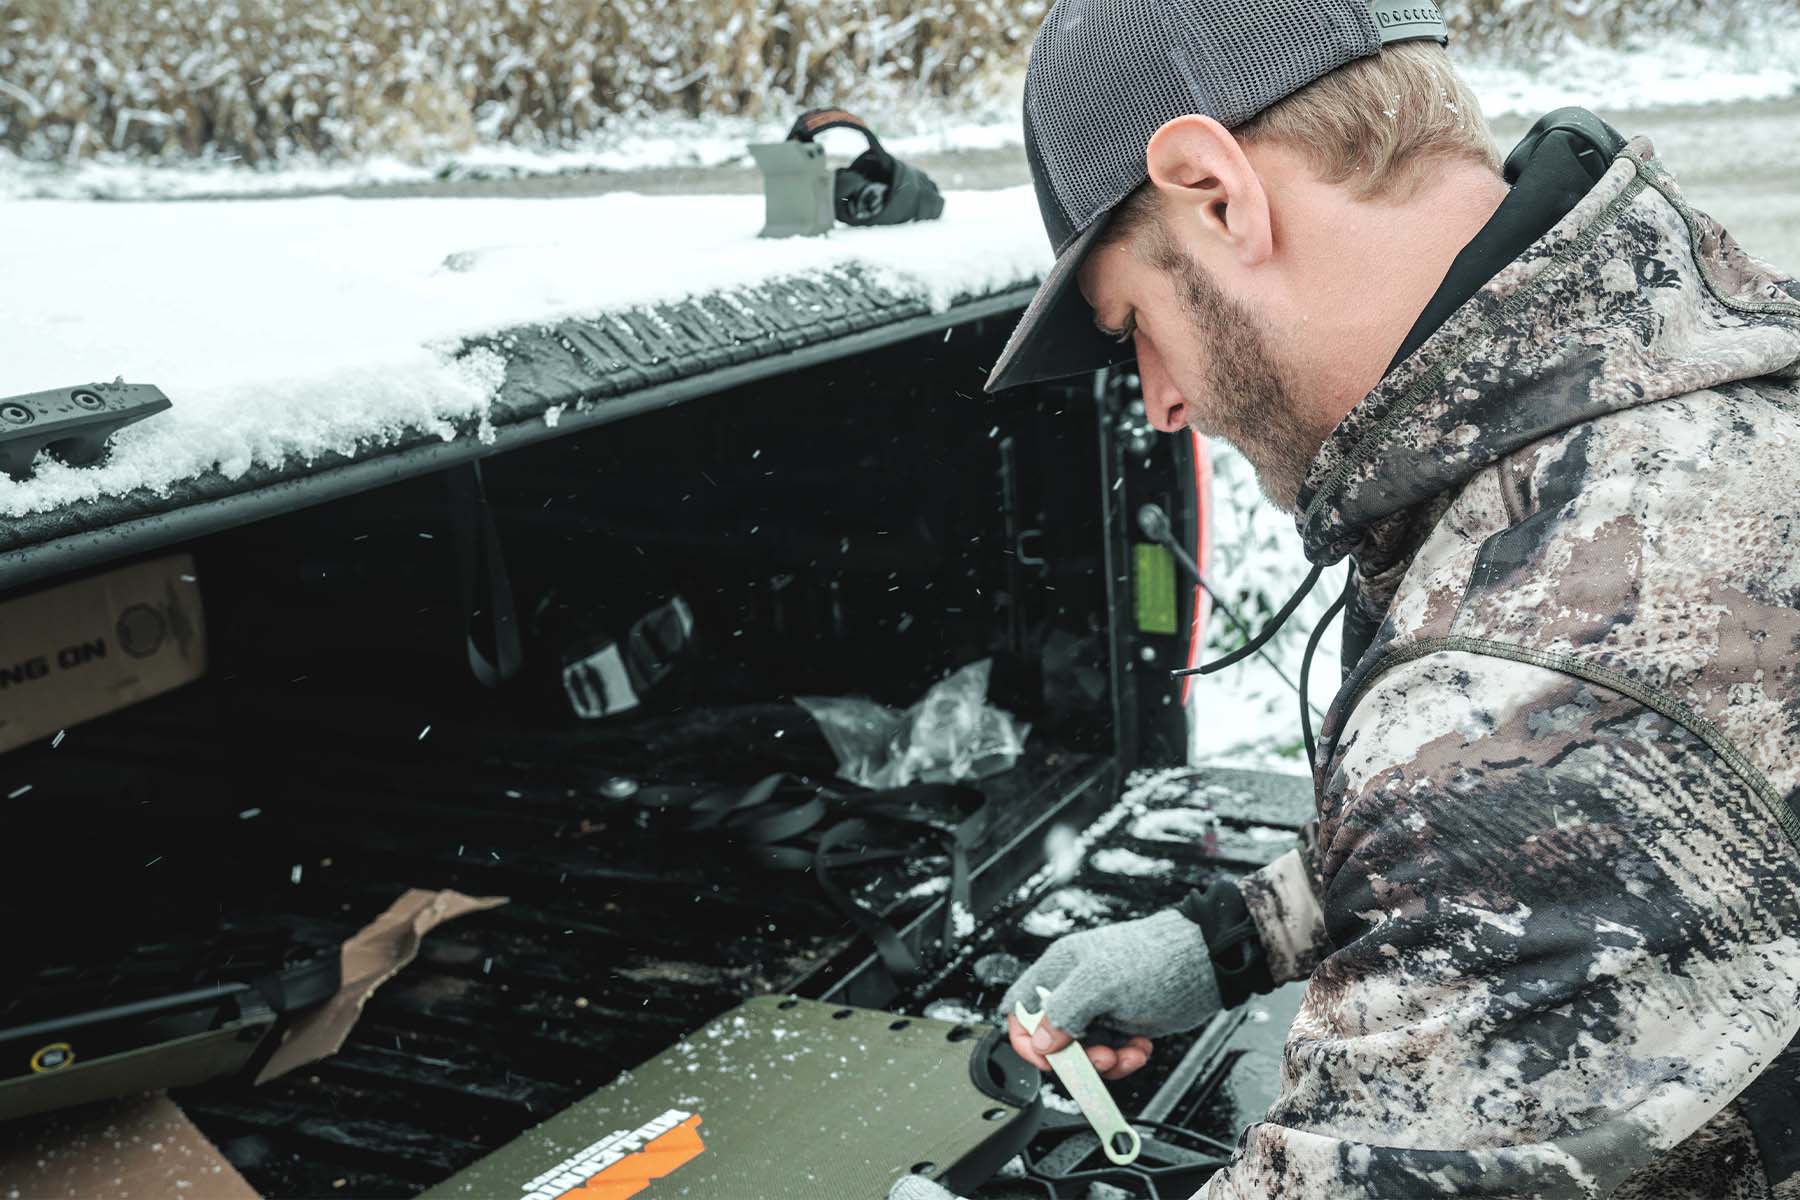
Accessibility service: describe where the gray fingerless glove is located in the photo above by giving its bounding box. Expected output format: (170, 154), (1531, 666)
(889, 1176), (962, 1200)
(1001, 909), (1222, 1039)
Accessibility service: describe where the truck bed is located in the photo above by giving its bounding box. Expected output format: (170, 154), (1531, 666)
(0, 270), (1034, 593)
(4, 643), (1308, 1196)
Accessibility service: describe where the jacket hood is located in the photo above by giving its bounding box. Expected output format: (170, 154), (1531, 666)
(1296, 138), (1800, 568)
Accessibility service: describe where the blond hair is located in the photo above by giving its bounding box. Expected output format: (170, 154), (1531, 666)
(1106, 42), (1500, 249)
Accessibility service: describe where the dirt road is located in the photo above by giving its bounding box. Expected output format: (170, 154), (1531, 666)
(321, 96), (1800, 269)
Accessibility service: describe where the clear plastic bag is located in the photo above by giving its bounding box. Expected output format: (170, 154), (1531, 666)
(797, 659), (1031, 789)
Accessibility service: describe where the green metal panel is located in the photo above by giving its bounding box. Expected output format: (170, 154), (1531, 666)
(421, 995), (1036, 1200)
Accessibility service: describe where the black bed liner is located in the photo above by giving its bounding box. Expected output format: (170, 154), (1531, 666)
(2, 511), (1295, 1190)
(3, 665), (1115, 1194)
(0, 267), (1034, 593)
(5, 654), (1306, 1198)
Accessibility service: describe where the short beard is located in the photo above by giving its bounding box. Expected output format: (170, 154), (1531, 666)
(1156, 247), (1324, 512)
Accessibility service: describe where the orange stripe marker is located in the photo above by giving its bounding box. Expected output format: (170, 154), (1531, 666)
(572, 1115), (706, 1200)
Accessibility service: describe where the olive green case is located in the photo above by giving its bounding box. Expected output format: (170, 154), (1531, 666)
(420, 995), (1041, 1199)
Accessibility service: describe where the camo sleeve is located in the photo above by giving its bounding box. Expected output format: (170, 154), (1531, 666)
(1235, 844), (1327, 986)
(1180, 841), (1330, 1008)
(1199, 650), (1800, 1199)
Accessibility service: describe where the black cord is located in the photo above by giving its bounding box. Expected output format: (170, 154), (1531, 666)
(1191, 574), (1321, 719)
(1299, 572), (1353, 769)
(1135, 504), (1324, 715)
(1172, 561), (1325, 678)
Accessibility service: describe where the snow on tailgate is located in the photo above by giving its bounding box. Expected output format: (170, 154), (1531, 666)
(0, 187), (1048, 518)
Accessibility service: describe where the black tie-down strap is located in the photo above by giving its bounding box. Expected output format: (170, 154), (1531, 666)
(239, 951), (345, 1082)
(447, 461), (523, 688)
(630, 774), (986, 980)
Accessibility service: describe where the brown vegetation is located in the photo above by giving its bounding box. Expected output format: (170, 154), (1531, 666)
(0, 0), (1777, 164)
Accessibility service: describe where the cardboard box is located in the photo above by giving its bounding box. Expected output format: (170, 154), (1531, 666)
(0, 1092), (258, 1200)
(0, 554), (206, 755)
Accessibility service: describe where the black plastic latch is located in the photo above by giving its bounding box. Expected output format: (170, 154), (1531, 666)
(249, 952), (343, 1016)
(0, 381), (171, 481)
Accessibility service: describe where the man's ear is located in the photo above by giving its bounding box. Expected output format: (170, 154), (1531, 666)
(1144, 115), (1272, 267)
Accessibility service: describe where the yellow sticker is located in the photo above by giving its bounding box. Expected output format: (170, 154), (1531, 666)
(30, 1042), (74, 1073)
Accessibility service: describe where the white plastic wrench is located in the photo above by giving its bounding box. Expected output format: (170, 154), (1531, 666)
(1013, 985), (1142, 1165)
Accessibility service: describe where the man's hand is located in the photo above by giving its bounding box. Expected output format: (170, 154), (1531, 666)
(1001, 909), (1221, 1081)
(1005, 1013), (1155, 1080)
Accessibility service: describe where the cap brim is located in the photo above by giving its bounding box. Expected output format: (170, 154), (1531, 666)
(984, 212), (1136, 393)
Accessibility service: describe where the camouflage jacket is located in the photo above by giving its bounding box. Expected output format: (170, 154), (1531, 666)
(1206, 139), (1800, 1197)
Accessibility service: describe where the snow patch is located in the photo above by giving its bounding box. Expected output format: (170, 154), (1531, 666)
(1130, 808), (1220, 845)
(1089, 847), (1175, 878)
(900, 875), (951, 901)
(921, 999), (986, 1025)
(1021, 887), (1115, 938)
(1038, 1084), (1081, 1115)
(1008, 767), (1188, 908)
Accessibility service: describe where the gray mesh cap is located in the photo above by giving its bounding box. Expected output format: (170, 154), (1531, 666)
(984, 0), (1450, 393)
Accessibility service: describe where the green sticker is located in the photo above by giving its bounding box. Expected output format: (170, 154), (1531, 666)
(1133, 543), (1179, 636)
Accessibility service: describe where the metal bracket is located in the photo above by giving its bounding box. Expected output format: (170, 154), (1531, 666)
(749, 141), (835, 239)
(0, 381), (171, 481)
(1017, 528), (1049, 570)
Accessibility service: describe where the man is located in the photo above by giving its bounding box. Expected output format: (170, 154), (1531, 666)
(894, 0), (1800, 1196)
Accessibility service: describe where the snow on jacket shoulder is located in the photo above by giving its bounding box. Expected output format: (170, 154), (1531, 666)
(1204, 139), (1800, 1198)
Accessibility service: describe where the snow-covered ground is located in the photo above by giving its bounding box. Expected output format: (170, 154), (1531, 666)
(0, 112), (1028, 203)
(0, 187), (1049, 518)
(1457, 19), (1800, 116)
(3, 22), (1799, 201)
